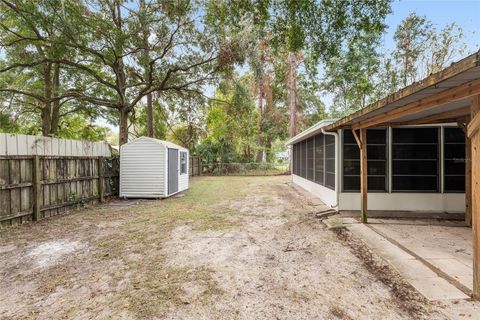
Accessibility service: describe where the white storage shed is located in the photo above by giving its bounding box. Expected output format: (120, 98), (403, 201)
(120, 137), (189, 198)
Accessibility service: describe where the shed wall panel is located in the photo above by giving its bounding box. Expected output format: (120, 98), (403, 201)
(120, 140), (166, 197)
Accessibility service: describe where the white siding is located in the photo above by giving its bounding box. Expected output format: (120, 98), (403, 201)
(120, 137), (189, 198)
(120, 139), (166, 198)
(292, 174), (337, 208)
(0, 133), (111, 156)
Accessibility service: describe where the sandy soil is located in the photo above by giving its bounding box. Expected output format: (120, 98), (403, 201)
(162, 180), (443, 320)
(0, 176), (446, 319)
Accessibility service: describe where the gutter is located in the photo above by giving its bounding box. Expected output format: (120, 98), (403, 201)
(321, 128), (339, 209)
(285, 119), (337, 146)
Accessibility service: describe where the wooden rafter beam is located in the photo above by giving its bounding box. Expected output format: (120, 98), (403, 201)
(377, 107), (472, 127)
(352, 79), (480, 130)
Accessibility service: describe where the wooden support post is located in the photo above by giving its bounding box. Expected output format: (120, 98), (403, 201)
(98, 157), (104, 203)
(32, 155), (41, 221)
(459, 120), (473, 227)
(466, 135), (472, 226)
(360, 128), (368, 223)
(472, 94), (480, 299)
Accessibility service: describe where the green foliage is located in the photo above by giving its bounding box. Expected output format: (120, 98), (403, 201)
(394, 12), (434, 86)
(132, 104), (167, 141)
(0, 0), (238, 145)
(56, 115), (110, 141)
(204, 0), (392, 142)
(196, 74), (259, 163)
(2, 0), (474, 155)
(376, 13), (471, 100)
(0, 111), (19, 133)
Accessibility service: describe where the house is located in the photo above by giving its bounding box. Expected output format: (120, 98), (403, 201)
(287, 50), (480, 298)
(286, 119), (465, 213)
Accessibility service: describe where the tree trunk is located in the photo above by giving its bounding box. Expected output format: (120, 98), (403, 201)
(139, 0), (154, 138)
(288, 51), (298, 138)
(50, 63), (61, 136)
(256, 78), (264, 162)
(119, 107), (129, 145)
(42, 62), (52, 136)
(112, 0), (129, 146)
(146, 93), (153, 137)
(265, 136), (272, 162)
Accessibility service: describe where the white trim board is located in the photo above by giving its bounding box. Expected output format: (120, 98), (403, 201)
(339, 192), (465, 212)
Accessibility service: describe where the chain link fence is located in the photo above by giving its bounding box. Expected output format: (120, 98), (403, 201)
(200, 162), (289, 176)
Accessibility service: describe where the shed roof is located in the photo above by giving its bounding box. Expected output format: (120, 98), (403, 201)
(123, 136), (188, 151)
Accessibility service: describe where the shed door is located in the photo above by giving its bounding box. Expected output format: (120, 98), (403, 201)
(168, 148), (179, 195)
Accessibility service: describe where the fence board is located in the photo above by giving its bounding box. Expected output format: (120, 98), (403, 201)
(0, 133), (111, 157)
(189, 156), (201, 177)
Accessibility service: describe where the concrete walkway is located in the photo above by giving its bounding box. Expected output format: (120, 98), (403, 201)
(324, 215), (472, 301)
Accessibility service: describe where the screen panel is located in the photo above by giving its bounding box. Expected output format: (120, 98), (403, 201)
(392, 127), (439, 192)
(306, 137), (314, 180)
(325, 135), (336, 190)
(314, 134), (324, 185)
(444, 127), (465, 192)
(342, 129), (387, 192)
(300, 140), (306, 178)
(292, 144), (298, 175)
(293, 133), (334, 190)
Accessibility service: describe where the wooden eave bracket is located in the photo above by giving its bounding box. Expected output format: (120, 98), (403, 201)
(351, 129), (362, 149)
(467, 112), (480, 138)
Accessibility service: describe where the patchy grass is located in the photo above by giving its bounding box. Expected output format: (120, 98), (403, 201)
(0, 176), (284, 320)
(118, 176), (264, 231)
(1, 175), (443, 320)
(122, 264), (221, 318)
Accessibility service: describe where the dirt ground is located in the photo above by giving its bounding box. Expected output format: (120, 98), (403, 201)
(0, 176), (449, 319)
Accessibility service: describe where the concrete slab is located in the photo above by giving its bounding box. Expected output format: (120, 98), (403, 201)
(368, 221), (473, 295)
(407, 277), (469, 301)
(322, 216), (344, 229)
(441, 300), (480, 320)
(343, 221), (471, 301)
(426, 258), (473, 278)
(108, 200), (139, 207)
(457, 276), (473, 290)
(348, 224), (416, 261)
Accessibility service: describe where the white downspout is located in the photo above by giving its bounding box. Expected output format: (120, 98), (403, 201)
(321, 128), (339, 209)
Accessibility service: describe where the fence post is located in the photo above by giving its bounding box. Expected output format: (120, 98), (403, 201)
(32, 155), (41, 221)
(98, 157), (104, 203)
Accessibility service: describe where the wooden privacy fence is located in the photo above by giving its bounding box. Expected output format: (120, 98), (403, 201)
(0, 156), (119, 226)
(189, 156), (201, 177)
